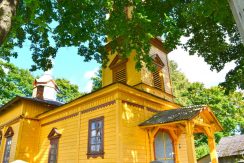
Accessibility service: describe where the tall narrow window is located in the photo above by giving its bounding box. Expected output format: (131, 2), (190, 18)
(87, 116), (104, 159)
(152, 54), (165, 91)
(3, 127), (14, 163)
(36, 86), (44, 99)
(0, 131), (2, 147)
(109, 55), (128, 84)
(48, 128), (61, 163)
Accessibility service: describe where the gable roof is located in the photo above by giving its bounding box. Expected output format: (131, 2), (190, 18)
(0, 96), (63, 113)
(109, 55), (128, 69)
(217, 134), (244, 157)
(139, 105), (205, 126)
(152, 54), (164, 67)
(139, 105), (222, 132)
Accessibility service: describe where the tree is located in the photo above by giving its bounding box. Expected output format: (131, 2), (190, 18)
(170, 61), (244, 159)
(0, 61), (82, 104)
(56, 78), (83, 103)
(0, 60), (34, 105)
(91, 68), (102, 92)
(170, 60), (191, 106)
(0, 0), (243, 91)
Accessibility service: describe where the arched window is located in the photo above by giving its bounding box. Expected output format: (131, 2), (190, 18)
(3, 127), (14, 163)
(154, 131), (174, 163)
(48, 128), (61, 163)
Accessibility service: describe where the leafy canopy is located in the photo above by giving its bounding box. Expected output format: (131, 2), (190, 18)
(1, 0), (244, 91)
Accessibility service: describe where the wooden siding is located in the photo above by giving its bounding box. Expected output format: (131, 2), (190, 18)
(178, 134), (189, 163)
(120, 102), (155, 163)
(37, 102), (117, 163)
(22, 100), (51, 118)
(0, 101), (23, 125)
(0, 122), (20, 162)
(17, 119), (40, 162)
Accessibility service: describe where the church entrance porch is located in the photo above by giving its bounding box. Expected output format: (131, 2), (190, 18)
(139, 105), (223, 163)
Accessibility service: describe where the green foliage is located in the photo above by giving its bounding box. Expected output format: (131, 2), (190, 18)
(1, 0), (243, 91)
(0, 61), (82, 104)
(91, 68), (102, 92)
(56, 78), (83, 103)
(170, 61), (191, 106)
(0, 60), (34, 105)
(171, 61), (244, 157)
(195, 144), (209, 159)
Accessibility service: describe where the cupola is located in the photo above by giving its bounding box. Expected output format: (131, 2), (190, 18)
(32, 70), (59, 101)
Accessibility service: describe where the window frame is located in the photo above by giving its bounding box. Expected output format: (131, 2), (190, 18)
(0, 131), (2, 147)
(48, 128), (61, 163)
(87, 116), (104, 159)
(3, 127), (14, 163)
(36, 85), (44, 99)
(153, 130), (175, 162)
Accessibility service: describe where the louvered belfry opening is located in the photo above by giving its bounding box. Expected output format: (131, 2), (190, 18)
(152, 54), (165, 91)
(113, 66), (126, 83)
(153, 69), (162, 90)
(110, 55), (128, 84)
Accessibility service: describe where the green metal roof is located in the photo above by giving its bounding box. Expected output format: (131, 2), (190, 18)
(139, 105), (206, 126)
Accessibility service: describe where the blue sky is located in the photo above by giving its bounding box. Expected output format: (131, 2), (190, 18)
(11, 43), (100, 92)
(10, 41), (235, 93)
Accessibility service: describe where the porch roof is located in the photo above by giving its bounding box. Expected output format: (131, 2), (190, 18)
(139, 105), (222, 132)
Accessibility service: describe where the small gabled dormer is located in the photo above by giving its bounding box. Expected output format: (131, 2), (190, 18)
(109, 55), (128, 84)
(32, 70), (59, 101)
(102, 38), (174, 101)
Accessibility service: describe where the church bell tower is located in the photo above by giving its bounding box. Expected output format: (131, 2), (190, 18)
(102, 38), (174, 102)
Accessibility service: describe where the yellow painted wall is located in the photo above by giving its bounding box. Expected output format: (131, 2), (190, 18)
(178, 134), (189, 163)
(38, 113), (79, 163)
(17, 119), (40, 162)
(22, 100), (51, 118)
(117, 90), (175, 163)
(102, 51), (141, 87)
(37, 94), (118, 163)
(120, 103), (153, 163)
(0, 101), (23, 125)
(0, 83), (182, 163)
(0, 122), (21, 162)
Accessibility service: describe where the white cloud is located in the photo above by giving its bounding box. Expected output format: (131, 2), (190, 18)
(83, 80), (93, 93)
(84, 67), (99, 79)
(168, 47), (236, 88)
(82, 67), (100, 93)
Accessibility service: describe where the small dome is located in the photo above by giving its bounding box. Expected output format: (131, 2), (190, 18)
(32, 70), (59, 101)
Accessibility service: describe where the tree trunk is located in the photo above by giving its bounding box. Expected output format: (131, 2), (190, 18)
(0, 0), (18, 45)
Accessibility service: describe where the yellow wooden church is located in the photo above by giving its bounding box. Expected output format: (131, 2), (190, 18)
(0, 38), (222, 163)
